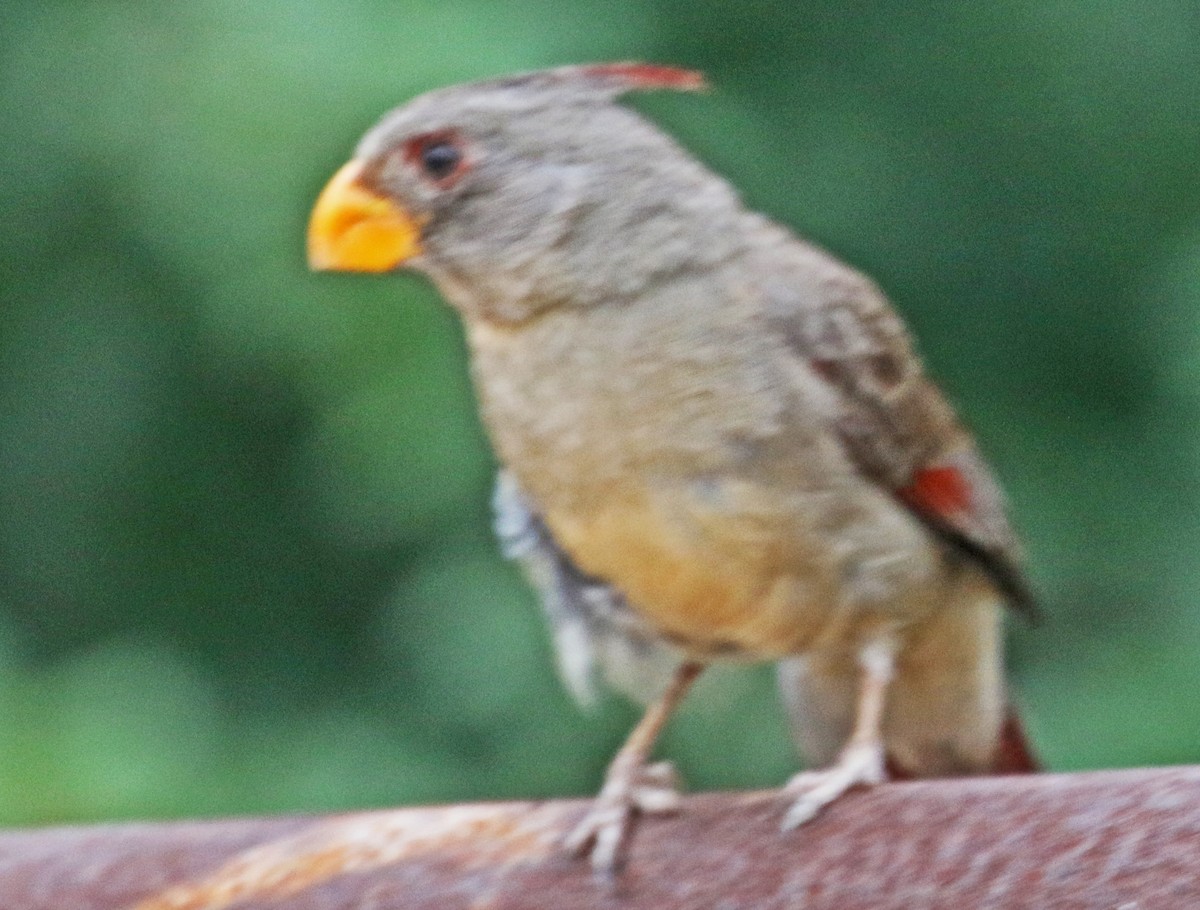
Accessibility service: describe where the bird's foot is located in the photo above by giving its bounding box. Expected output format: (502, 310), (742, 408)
(780, 739), (886, 830)
(564, 760), (681, 877)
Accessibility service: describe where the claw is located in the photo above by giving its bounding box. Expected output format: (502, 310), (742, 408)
(781, 738), (887, 830)
(781, 637), (895, 831)
(563, 662), (703, 877)
(565, 760), (682, 876)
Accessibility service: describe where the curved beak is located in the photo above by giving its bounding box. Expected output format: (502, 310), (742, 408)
(307, 160), (423, 272)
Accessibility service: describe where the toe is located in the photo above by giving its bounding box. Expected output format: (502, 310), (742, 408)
(565, 760), (684, 873)
(780, 744), (887, 830)
(630, 760), (682, 814)
(781, 797), (822, 831)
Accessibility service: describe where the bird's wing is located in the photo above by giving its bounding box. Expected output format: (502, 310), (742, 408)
(492, 470), (682, 706)
(761, 243), (1036, 616)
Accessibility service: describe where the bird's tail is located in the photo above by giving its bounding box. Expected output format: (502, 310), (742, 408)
(779, 590), (1037, 779)
(883, 708), (1037, 779)
(990, 709), (1039, 774)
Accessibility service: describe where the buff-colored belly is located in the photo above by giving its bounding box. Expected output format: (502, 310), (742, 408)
(544, 482), (851, 658)
(541, 465), (949, 661)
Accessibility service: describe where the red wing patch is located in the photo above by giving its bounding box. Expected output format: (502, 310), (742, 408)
(895, 459), (1038, 618)
(897, 465), (973, 524)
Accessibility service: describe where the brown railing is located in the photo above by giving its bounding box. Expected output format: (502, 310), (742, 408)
(2, 766), (1198, 909)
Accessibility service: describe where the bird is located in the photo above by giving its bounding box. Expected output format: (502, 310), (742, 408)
(307, 62), (1039, 876)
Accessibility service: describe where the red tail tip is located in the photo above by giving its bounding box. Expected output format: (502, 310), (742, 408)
(992, 711), (1040, 774)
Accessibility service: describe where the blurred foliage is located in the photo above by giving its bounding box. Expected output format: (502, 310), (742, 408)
(1, 0), (1199, 826)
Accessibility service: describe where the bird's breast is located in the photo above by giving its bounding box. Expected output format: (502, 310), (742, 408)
(465, 305), (946, 658)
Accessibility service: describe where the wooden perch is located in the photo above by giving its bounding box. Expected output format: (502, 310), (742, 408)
(1, 766), (1199, 909)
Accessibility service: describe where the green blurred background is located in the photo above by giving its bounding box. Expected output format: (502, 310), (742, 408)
(1, 1), (1199, 827)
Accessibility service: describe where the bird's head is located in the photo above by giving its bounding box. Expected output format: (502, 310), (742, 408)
(308, 64), (742, 324)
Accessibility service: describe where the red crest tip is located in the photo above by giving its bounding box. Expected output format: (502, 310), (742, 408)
(579, 63), (707, 93)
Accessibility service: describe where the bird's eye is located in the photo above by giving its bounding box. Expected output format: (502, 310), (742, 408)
(420, 142), (461, 179)
(403, 131), (468, 187)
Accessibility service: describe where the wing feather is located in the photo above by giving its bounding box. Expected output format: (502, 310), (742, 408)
(761, 244), (1036, 615)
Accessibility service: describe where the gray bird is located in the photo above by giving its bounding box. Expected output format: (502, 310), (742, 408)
(308, 62), (1038, 876)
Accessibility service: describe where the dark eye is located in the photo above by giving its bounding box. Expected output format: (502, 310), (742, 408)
(420, 141), (462, 180)
(403, 131), (468, 187)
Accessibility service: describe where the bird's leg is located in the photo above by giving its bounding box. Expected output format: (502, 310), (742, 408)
(781, 637), (895, 830)
(565, 660), (704, 876)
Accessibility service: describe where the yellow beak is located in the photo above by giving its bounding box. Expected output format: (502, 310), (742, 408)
(307, 160), (423, 272)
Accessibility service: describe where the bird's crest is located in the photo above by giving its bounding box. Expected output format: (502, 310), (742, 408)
(489, 63), (708, 100)
(574, 63), (707, 94)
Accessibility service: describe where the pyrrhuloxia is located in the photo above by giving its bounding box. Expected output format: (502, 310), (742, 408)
(307, 63), (1038, 875)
